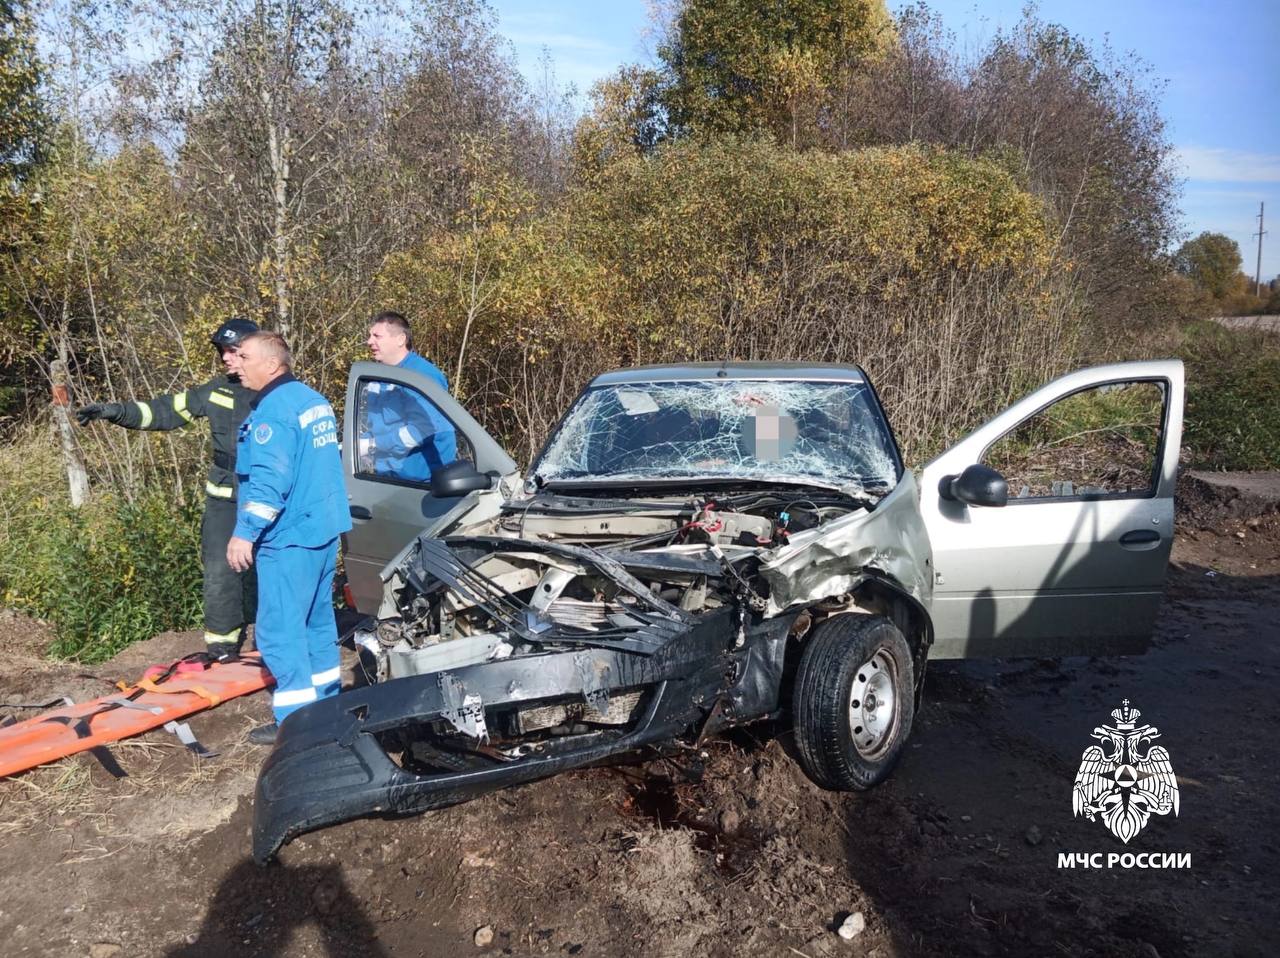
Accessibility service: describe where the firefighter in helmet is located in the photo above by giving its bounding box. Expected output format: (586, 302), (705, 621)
(76, 318), (261, 659)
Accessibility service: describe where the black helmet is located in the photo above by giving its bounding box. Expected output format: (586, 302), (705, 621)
(210, 317), (259, 350)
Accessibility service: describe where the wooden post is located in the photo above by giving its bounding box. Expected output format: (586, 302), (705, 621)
(50, 355), (90, 508)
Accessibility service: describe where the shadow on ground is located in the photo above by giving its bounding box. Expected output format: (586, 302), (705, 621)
(167, 860), (390, 958)
(835, 563), (1280, 957)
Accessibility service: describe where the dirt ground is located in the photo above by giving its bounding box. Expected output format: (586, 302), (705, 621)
(1, 475), (1277, 958)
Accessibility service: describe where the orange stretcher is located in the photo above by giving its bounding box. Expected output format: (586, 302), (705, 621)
(0, 653), (274, 778)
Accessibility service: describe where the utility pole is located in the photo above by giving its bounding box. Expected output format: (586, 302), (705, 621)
(1254, 202), (1266, 297)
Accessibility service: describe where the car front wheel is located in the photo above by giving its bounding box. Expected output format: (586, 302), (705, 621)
(792, 613), (915, 791)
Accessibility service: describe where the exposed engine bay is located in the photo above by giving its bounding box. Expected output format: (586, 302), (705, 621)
(355, 491), (869, 746)
(371, 492), (854, 674)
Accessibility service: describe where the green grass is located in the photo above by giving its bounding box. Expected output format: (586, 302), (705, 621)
(1180, 321), (1280, 471)
(985, 381), (1164, 496)
(0, 439), (203, 663)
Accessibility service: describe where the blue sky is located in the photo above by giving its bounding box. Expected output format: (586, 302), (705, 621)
(489, 0), (1280, 283)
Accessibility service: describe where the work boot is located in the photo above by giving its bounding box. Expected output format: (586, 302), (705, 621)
(248, 723), (278, 745)
(206, 641), (238, 662)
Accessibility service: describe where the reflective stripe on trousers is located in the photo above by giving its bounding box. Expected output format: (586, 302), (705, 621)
(201, 497), (256, 637)
(254, 538), (340, 724)
(311, 666), (341, 699)
(273, 687), (316, 709)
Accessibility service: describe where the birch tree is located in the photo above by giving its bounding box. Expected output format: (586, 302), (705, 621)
(162, 0), (361, 346)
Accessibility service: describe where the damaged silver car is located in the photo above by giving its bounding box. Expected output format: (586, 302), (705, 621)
(253, 359), (1185, 862)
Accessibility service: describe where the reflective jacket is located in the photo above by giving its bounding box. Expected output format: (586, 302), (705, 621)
(116, 375), (254, 501)
(232, 374), (352, 549)
(363, 351), (458, 482)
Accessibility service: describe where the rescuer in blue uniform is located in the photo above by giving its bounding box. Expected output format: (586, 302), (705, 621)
(360, 310), (457, 480)
(226, 332), (351, 744)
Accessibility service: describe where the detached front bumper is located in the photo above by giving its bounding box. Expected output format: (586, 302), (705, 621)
(252, 606), (790, 862)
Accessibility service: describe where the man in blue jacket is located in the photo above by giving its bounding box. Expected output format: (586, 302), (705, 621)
(226, 332), (352, 744)
(360, 310), (457, 481)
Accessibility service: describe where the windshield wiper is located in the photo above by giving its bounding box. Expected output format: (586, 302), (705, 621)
(543, 475), (864, 496)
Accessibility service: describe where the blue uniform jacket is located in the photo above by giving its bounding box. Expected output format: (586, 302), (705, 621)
(233, 374), (352, 549)
(364, 351), (458, 482)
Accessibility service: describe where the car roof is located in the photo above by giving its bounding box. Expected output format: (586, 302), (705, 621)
(589, 362), (868, 386)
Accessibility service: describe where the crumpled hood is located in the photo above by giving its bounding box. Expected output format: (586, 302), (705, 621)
(758, 471), (932, 616)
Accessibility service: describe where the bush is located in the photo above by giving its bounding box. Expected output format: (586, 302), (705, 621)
(1180, 322), (1280, 471)
(0, 431), (202, 662)
(381, 138), (1079, 464)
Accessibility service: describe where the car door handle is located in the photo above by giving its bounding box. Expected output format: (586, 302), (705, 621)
(350, 505), (372, 520)
(1119, 529), (1161, 549)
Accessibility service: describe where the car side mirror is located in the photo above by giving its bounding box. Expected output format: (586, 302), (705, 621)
(430, 460), (492, 498)
(938, 463), (1008, 508)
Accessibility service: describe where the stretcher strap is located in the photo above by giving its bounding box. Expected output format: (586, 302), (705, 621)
(35, 715), (129, 778)
(88, 746), (129, 779)
(0, 696), (75, 710)
(134, 678), (221, 708)
(101, 696), (164, 715)
(40, 713), (94, 740)
(164, 720), (218, 760)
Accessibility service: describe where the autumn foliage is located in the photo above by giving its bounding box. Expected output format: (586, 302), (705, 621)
(384, 138), (1065, 461)
(0, 0), (1218, 655)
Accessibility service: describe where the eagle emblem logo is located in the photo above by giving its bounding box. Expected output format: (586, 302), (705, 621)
(1073, 700), (1179, 843)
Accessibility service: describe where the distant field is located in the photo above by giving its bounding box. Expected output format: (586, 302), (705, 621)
(1214, 314), (1280, 333)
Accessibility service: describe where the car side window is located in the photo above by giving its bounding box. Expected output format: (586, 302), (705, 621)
(982, 380), (1165, 500)
(355, 378), (474, 487)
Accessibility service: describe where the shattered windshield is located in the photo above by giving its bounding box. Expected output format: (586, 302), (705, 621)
(533, 380), (900, 490)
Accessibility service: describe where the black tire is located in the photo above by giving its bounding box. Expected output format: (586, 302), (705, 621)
(792, 613), (915, 791)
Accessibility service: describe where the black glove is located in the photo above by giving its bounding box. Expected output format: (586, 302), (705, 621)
(75, 402), (126, 426)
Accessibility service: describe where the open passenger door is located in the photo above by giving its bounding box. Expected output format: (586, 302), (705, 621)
(919, 360), (1184, 659)
(342, 361), (518, 614)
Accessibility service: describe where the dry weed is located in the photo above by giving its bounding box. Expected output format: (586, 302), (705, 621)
(0, 759), (105, 837)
